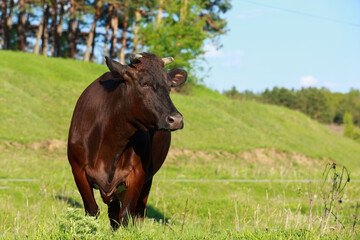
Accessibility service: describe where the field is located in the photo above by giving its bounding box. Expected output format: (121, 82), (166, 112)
(1, 51), (359, 239)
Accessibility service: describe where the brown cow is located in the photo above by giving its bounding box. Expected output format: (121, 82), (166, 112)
(67, 53), (187, 229)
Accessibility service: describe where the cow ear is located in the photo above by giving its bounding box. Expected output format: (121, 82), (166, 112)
(105, 56), (125, 79)
(168, 68), (187, 87)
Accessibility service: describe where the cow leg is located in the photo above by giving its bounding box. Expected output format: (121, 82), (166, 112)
(71, 163), (99, 216)
(135, 177), (153, 220)
(118, 169), (146, 227)
(108, 196), (121, 230)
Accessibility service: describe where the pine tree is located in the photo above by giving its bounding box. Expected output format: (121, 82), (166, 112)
(84, 0), (102, 62)
(1, 0), (7, 49)
(17, 0), (27, 51)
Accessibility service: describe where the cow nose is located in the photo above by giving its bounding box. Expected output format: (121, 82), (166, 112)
(166, 113), (183, 130)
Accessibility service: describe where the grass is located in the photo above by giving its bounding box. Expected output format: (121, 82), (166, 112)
(1, 50), (360, 239)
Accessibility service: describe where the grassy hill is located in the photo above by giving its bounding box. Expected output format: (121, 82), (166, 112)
(1, 51), (359, 239)
(1, 50), (359, 174)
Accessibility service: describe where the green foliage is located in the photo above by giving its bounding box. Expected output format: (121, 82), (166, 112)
(139, 0), (231, 84)
(2, 0), (232, 85)
(225, 86), (360, 126)
(343, 112), (354, 137)
(297, 88), (332, 123)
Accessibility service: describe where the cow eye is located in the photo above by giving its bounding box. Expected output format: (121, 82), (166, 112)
(139, 81), (150, 87)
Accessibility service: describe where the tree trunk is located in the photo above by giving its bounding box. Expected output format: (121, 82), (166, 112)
(17, 0), (26, 51)
(133, 6), (141, 53)
(6, 0), (14, 49)
(33, 14), (44, 54)
(50, 0), (57, 56)
(74, 18), (81, 58)
(42, 5), (50, 56)
(109, 4), (118, 59)
(84, 0), (102, 62)
(119, 1), (128, 64)
(67, 0), (76, 58)
(90, 31), (96, 62)
(56, 0), (65, 57)
(103, 4), (112, 63)
(34, 3), (45, 54)
(24, 5), (30, 44)
(156, 0), (163, 28)
(1, 0), (7, 49)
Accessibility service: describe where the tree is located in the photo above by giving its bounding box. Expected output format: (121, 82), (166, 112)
(0, 0), (232, 81)
(17, 0), (27, 51)
(1, 0), (7, 49)
(139, 0), (231, 83)
(223, 86), (240, 99)
(55, 0), (65, 56)
(343, 112), (354, 137)
(132, 5), (141, 52)
(109, 2), (119, 59)
(34, 1), (46, 55)
(103, 3), (112, 63)
(68, 0), (77, 58)
(50, 0), (58, 56)
(303, 88), (332, 123)
(84, 0), (102, 62)
(42, 5), (50, 56)
(119, 0), (130, 64)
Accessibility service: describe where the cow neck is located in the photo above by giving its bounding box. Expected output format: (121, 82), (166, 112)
(107, 82), (138, 150)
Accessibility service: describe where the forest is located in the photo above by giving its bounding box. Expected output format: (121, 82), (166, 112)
(224, 86), (360, 137)
(0, 0), (231, 79)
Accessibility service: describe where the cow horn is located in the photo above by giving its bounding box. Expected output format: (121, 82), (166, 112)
(162, 57), (174, 65)
(129, 53), (143, 64)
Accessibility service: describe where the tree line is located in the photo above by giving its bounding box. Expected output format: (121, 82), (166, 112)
(0, 0), (231, 80)
(224, 86), (360, 128)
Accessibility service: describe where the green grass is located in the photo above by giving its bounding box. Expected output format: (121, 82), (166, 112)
(171, 85), (360, 175)
(1, 51), (360, 239)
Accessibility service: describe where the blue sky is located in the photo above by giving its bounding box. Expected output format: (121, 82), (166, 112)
(201, 0), (360, 93)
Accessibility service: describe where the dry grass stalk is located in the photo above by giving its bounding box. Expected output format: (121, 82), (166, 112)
(181, 199), (188, 233)
(308, 180), (314, 229)
(350, 202), (359, 239)
(234, 200), (240, 231)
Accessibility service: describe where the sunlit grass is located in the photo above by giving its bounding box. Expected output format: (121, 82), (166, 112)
(1, 51), (360, 238)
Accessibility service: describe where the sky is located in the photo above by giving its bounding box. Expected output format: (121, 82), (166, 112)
(201, 0), (360, 93)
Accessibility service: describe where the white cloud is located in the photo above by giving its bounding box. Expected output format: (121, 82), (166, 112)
(300, 75), (318, 87)
(203, 43), (224, 58)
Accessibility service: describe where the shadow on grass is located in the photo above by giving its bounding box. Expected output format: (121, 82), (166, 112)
(55, 195), (83, 208)
(146, 205), (170, 222)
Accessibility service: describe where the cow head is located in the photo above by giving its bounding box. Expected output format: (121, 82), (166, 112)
(105, 53), (187, 131)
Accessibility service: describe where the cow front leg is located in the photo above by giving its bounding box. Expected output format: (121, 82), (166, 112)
(118, 169), (146, 227)
(108, 196), (121, 230)
(71, 163), (99, 216)
(135, 177), (153, 220)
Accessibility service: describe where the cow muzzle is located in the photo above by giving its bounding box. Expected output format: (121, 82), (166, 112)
(166, 113), (183, 130)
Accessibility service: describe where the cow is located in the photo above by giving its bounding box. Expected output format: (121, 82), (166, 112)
(67, 52), (187, 229)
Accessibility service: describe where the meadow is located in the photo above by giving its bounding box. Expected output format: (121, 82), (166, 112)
(0, 51), (359, 239)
